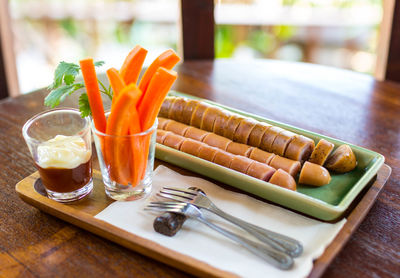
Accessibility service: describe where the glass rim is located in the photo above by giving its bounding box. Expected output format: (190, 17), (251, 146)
(22, 108), (91, 144)
(91, 116), (157, 138)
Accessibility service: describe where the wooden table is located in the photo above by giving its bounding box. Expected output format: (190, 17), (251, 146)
(1, 60), (399, 277)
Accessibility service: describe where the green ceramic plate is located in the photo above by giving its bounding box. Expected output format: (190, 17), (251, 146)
(155, 91), (385, 221)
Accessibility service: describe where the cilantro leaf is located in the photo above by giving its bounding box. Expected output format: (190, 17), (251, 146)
(49, 62), (81, 89)
(78, 93), (91, 117)
(44, 83), (84, 108)
(94, 61), (105, 67)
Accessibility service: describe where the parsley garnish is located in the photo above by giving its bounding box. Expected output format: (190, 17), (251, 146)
(45, 60), (110, 117)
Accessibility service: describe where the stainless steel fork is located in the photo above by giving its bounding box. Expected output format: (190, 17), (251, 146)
(158, 187), (303, 257)
(145, 201), (294, 270)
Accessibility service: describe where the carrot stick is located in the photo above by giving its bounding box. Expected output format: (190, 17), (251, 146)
(80, 58), (107, 133)
(128, 109), (143, 186)
(106, 68), (126, 106)
(138, 67), (178, 131)
(106, 84), (142, 185)
(120, 45), (148, 85)
(138, 49), (180, 99)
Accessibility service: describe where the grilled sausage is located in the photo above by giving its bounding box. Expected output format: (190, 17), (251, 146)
(182, 99), (200, 125)
(226, 142), (254, 157)
(247, 161), (276, 181)
(299, 161), (331, 186)
(213, 110), (232, 136)
(269, 155), (301, 177)
(157, 117), (170, 130)
(233, 118), (258, 144)
(248, 122), (272, 148)
(270, 130), (297, 156)
(224, 114), (244, 140)
(184, 126), (209, 141)
(324, 144), (357, 173)
(285, 135), (315, 161)
(190, 102), (211, 128)
(164, 120), (190, 136)
(269, 169), (296, 191)
(169, 97), (188, 122)
(213, 150), (235, 168)
(159, 96), (176, 118)
(156, 130), (171, 144)
(230, 156), (254, 174)
(198, 145), (219, 162)
(180, 138), (204, 157)
(260, 126), (284, 152)
(248, 148), (275, 164)
(308, 139), (334, 165)
(201, 106), (222, 132)
(163, 132), (185, 150)
(202, 133), (231, 150)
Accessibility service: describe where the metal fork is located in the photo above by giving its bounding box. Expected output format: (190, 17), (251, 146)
(145, 201), (293, 270)
(158, 187), (303, 257)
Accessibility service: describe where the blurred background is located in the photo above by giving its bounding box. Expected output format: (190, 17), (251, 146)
(9, 0), (382, 93)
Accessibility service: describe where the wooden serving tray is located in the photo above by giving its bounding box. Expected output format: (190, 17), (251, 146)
(15, 164), (391, 278)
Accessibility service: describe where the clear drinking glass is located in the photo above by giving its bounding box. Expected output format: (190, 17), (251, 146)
(22, 108), (93, 202)
(91, 116), (157, 201)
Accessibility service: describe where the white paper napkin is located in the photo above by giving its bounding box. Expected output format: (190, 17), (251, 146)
(95, 165), (346, 278)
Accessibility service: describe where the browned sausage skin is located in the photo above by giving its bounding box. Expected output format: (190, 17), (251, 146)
(299, 161), (331, 186)
(182, 99), (199, 125)
(269, 169), (296, 191)
(233, 118), (258, 144)
(202, 133), (231, 150)
(190, 102), (211, 128)
(226, 142), (254, 157)
(285, 135), (315, 161)
(269, 155), (301, 177)
(180, 138), (204, 157)
(246, 162), (276, 181)
(164, 120), (190, 136)
(159, 96), (176, 118)
(184, 126), (209, 141)
(156, 130), (171, 144)
(248, 122), (272, 148)
(163, 133), (186, 150)
(260, 126), (284, 152)
(308, 139), (334, 165)
(201, 106), (223, 132)
(248, 148), (275, 164)
(270, 130), (297, 157)
(213, 110), (232, 136)
(169, 97), (188, 122)
(157, 117), (170, 130)
(224, 114), (244, 140)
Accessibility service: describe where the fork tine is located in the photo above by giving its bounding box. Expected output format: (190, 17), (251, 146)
(162, 187), (198, 196)
(144, 207), (182, 213)
(149, 201), (185, 205)
(157, 192), (192, 202)
(159, 189), (195, 200)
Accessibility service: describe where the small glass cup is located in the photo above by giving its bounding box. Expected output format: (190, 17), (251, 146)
(91, 116), (157, 201)
(22, 108), (93, 202)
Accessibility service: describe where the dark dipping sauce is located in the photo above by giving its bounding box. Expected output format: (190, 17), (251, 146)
(35, 159), (92, 193)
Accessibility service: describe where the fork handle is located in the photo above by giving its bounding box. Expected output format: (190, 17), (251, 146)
(196, 216), (293, 270)
(208, 205), (303, 257)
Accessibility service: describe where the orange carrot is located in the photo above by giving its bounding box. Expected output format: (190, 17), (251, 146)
(138, 49), (180, 99)
(106, 68), (126, 106)
(128, 108), (143, 186)
(80, 58), (107, 133)
(106, 84), (142, 185)
(138, 67), (178, 131)
(120, 45), (148, 85)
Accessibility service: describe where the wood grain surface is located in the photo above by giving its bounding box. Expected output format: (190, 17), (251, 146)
(1, 60), (399, 277)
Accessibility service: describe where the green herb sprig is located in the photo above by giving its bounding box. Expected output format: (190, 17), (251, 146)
(45, 61), (112, 117)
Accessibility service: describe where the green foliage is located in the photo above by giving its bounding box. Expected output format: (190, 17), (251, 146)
(78, 93), (91, 118)
(45, 60), (108, 116)
(216, 26), (235, 58)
